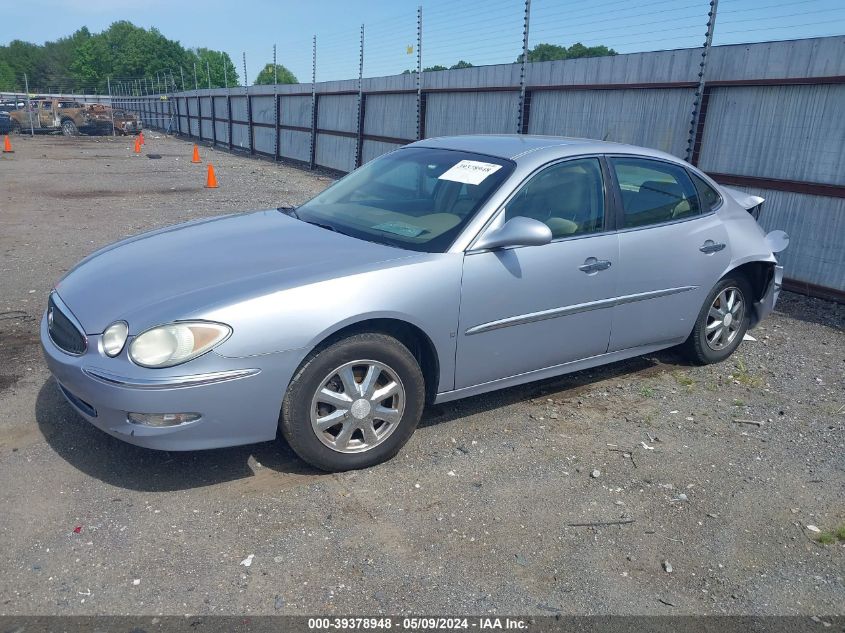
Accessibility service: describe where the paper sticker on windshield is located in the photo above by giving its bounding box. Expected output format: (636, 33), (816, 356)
(438, 160), (502, 185)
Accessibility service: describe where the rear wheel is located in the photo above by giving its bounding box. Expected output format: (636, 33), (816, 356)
(280, 333), (425, 471)
(10, 120), (21, 134)
(61, 119), (78, 136)
(683, 275), (752, 364)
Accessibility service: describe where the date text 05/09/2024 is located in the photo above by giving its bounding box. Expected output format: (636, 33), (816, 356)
(307, 618), (530, 630)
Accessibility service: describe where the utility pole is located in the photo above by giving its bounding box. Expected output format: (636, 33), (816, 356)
(207, 60), (212, 89)
(180, 66), (186, 91)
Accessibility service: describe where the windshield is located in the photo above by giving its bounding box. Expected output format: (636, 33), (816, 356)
(292, 147), (514, 252)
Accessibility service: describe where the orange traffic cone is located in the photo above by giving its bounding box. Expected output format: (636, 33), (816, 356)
(2, 135), (12, 153)
(205, 163), (218, 189)
(133, 137), (141, 154)
(191, 144), (201, 163)
(139, 131), (145, 145)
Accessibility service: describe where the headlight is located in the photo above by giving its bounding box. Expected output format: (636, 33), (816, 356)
(102, 321), (129, 357)
(129, 322), (231, 368)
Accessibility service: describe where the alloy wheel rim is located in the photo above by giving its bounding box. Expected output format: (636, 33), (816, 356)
(310, 360), (405, 454)
(705, 286), (745, 351)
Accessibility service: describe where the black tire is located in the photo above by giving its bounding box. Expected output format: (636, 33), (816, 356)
(280, 332), (425, 471)
(682, 274), (753, 364)
(10, 120), (21, 134)
(61, 119), (78, 136)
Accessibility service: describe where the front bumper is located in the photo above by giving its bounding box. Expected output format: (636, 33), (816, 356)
(750, 264), (783, 328)
(40, 308), (304, 450)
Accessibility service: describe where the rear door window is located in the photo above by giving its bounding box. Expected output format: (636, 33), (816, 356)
(611, 157), (702, 228)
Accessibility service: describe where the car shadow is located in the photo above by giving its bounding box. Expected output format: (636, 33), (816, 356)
(36, 348), (691, 492)
(35, 379), (320, 493)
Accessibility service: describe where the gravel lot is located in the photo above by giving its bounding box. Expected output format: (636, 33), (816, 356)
(0, 135), (843, 616)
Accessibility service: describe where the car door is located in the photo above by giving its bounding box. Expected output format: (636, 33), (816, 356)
(455, 156), (619, 389)
(607, 156), (731, 352)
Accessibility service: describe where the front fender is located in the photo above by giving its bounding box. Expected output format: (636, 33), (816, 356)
(209, 253), (464, 391)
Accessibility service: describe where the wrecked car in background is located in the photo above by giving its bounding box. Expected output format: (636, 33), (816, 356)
(110, 108), (143, 135)
(9, 98), (113, 136)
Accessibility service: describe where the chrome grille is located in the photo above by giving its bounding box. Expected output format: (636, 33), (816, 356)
(48, 295), (87, 355)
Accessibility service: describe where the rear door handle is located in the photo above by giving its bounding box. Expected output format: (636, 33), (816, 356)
(700, 240), (726, 254)
(579, 258), (612, 274)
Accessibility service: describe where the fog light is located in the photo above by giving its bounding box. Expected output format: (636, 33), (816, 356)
(127, 412), (201, 427)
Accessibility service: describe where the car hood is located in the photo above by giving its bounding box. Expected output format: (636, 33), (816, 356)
(55, 210), (415, 334)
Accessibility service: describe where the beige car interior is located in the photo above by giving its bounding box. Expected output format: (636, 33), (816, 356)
(505, 161), (604, 237)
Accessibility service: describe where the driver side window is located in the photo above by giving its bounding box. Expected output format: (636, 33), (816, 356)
(505, 158), (606, 238)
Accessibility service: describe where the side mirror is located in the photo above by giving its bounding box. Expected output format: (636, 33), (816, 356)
(473, 216), (553, 251)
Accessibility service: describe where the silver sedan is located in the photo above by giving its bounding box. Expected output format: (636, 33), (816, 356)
(41, 135), (787, 471)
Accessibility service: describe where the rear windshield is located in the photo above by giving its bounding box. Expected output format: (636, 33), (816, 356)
(293, 147), (514, 252)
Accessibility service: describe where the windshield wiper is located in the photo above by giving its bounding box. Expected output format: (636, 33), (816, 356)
(304, 220), (340, 233)
(277, 206), (300, 219)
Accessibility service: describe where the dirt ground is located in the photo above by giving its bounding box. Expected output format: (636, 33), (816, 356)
(0, 135), (842, 616)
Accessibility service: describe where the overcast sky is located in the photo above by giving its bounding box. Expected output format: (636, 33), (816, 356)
(5, 0), (844, 83)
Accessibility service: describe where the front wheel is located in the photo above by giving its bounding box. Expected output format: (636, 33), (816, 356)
(10, 120), (21, 134)
(280, 333), (425, 471)
(61, 119), (78, 136)
(683, 275), (752, 364)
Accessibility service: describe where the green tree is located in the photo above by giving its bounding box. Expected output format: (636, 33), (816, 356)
(449, 60), (474, 69)
(517, 42), (617, 63)
(0, 40), (42, 88)
(186, 48), (239, 88)
(71, 21), (196, 92)
(38, 28), (92, 91)
(254, 63), (298, 85)
(423, 64), (448, 72)
(0, 59), (17, 91)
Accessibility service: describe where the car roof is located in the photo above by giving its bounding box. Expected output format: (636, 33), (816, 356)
(408, 134), (685, 166)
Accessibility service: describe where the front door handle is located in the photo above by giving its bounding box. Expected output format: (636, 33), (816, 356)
(700, 240), (726, 254)
(579, 258), (612, 274)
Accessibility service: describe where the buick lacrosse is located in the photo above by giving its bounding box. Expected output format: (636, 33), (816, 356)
(42, 135), (787, 471)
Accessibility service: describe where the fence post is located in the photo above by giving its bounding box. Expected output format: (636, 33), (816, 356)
(210, 90), (217, 146)
(355, 24), (365, 168)
(227, 93), (233, 150)
(107, 76), (116, 136)
(517, 0), (532, 134)
(274, 44), (280, 161)
(309, 35), (318, 170)
(685, 0), (719, 163)
(194, 63), (203, 142)
(243, 52), (254, 155)
(416, 6), (423, 140)
(24, 73), (34, 137)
